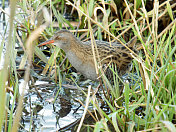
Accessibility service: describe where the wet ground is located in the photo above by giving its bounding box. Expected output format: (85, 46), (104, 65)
(18, 76), (99, 131)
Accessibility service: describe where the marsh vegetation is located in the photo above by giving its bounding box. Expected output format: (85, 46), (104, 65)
(0, 0), (176, 131)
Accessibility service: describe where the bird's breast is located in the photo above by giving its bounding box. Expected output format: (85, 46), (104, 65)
(66, 50), (97, 81)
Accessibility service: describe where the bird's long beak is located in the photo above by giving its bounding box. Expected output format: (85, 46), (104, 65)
(38, 39), (55, 47)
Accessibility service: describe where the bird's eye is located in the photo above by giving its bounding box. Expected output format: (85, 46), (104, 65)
(55, 36), (60, 40)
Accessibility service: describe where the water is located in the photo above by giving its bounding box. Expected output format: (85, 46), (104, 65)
(21, 80), (89, 131)
(0, 1), (9, 69)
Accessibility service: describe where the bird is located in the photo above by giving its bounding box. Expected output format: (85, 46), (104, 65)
(39, 30), (137, 81)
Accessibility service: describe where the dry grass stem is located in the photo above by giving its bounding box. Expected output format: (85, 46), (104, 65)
(77, 85), (91, 132)
(11, 7), (50, 132)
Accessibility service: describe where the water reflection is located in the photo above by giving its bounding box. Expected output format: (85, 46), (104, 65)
(21, 80), (87, 131)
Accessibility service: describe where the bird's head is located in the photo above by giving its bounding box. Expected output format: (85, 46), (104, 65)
(38, 30), (75, 51)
